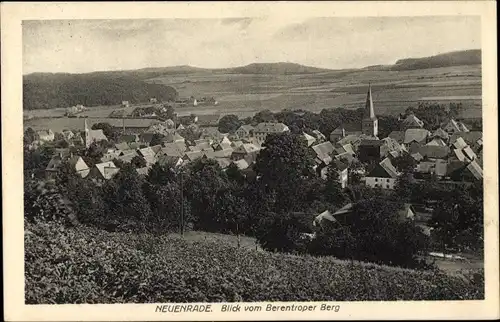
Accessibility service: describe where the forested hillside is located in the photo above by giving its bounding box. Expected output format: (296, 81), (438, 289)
(391, 49), (481, 71)
(23, 73), (178, 110)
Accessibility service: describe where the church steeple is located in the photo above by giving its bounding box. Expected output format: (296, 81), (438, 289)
(364, 83), (376, 120)
(361, 83), (378, 137)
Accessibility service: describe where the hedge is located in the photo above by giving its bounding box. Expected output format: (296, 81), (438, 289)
(25, 220), (484, 304)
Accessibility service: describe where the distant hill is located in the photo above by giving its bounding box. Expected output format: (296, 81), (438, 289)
(221, 62), (332, 75)
(23, 73), (178, 110)
(390, 49), (481, 71)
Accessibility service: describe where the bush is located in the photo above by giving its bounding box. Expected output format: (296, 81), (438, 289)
(25, 220), (484, 304)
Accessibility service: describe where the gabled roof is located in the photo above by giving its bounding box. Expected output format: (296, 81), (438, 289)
(443, 119), (470, 133)
(231, 140), (244, 148)
(402, 114), (424, 128)
(177, 123), (185, 130)
(233, 159), (250, 170)
(313, 210), (337, 227)
(432, 128), (450, 140)
(233, 143), (260, 154)
(236, 124), (254, 133)
(418, 145), (450, 159)
(184, 150), (203, 161)
(404, 129), (431, 144)
(253, 122), (289, 133)
(453, 148), (468, 162)
(425, 138), (447, 147)
(115, 142), (130, 151)
(159, 143), (184, 157)
(303, 132), (316, 147)
(359, 139), (382, 147)
(94, 161), (119, 180)
(212, 148), (234, 158)
(333, 203), (354, 216)
(157, 155), (183, 168)
(411, 152), (424, 161)
(87, 129), (108, 144)
(196, 114), (221, 126)
(449, 131), (482, 146)
(117, 151), (137, 163)
(367, 157), (398, 179)
(136, 167), (150, 176)
(388, 131), (405, 144)
(463, 146), (477, 161)
(452, 137), (468, 150)
(119, 134), (138, 143)
(311, 141), (335, 165)
(466, 160), (483, 180)
(216, 158), (232, 169)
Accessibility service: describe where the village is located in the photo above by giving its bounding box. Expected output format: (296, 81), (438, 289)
(25, 85), (483, 242)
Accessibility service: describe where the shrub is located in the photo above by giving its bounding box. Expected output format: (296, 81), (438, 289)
(25, 220), (484, 304)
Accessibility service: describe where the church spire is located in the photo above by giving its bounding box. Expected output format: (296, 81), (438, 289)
(364, 83), (376, 120)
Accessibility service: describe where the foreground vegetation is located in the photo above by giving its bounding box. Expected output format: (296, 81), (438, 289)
(25, 219), (484, 304)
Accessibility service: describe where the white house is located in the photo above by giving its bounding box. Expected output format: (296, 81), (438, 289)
(364, 157), (399, 189)
(253, 122), (290, 145)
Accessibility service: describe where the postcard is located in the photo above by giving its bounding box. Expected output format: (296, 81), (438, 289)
(2, 1), (498, 321)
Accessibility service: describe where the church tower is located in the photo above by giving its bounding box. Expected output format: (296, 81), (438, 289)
(362, 84), (378, 137)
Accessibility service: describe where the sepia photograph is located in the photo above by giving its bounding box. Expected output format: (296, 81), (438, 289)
(2, 1), (499, 321)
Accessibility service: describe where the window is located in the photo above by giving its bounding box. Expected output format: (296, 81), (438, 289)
(375, 178), (378, 182)
(387, 179), (390, 182)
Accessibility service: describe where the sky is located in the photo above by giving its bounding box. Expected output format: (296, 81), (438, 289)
(23, 16), (481, 74)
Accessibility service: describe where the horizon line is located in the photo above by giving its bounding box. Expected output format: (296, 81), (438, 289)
(23, 48), (481, 76)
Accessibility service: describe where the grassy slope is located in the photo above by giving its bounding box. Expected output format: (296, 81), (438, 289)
(25, 220), (483, 304)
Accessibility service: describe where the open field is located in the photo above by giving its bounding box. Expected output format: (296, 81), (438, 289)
(23, 64), (481, 131)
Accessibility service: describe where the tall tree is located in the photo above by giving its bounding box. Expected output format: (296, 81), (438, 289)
(254, 132), (315, 213)
(218, 114), (242, 134)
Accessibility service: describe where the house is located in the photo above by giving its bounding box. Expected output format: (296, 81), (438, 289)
(100, 151), (120, 163)
(61, 130), (75, 141)
(115, 142), (130, 151)
(231, 143), (261, 163)
(466, 160), (483, 181)
(139, 132), (156, 145)
(380, 137), (404, 158)
(432, 128), (450, 142)
(178, 115), (198, 125)
(449, 131), (482, 147)
(302, 132), (316, 147)
(312, 210), (337, 231)
(177, 123), (185, 131)
(122, 101), (130, 108)
(196, 114), (221, 127)
(231, 140), (244, 149)
(434, 159), (448, 178)
(200, 127), (226, 142)
(312, 130), (327, 143)
(404, 128), (431, 145)
(364, 157), (399, 189)
(335, 143), (355, 156)
(36, 129), (55, 143)
(45, 155), (90, 179)
(84, 120), (107, 148)
(333, 160), (349, 188)
(136, 166), (151, 177)
(253, 122), (290, 145)
(311, 141), (336, 166)
(401, 114), (424, 129)
(216, 158), (232, 170)
(149, 98), (158, 104)
(358, 140), (382, 163)
(137, 147), (157, 165)
(425, 138), (447, 147)
(213, 136), (232, 151)
(415, 161), (435, 178)
(158, 143), (185, 158)
(329, 123), (362, 142)
(418, 145), (450, 160)
(235, 125), (255, 139)
(163, 130), (185, 144)
(183, 150), (204, 163)
(452, 137), (468, 150)
(233, 159), (250, 170)
(337, 134), (377, 151)
(331, 203), (354, 226)
(212, 148), (234, 158)
(157, 155), (184, 168)
(442, 118), (470, 134)
(447, 160), (483, 182)
(388, 131), (405, 145)
(87, 161), (119, 182)
(116, 151), (138, 163)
